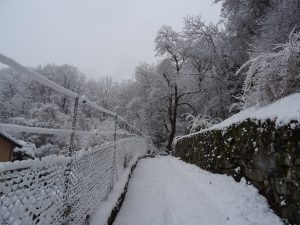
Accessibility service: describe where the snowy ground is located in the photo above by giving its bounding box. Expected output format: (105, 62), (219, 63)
(111, 156), (282, 225)
(90, 156), (141, 225)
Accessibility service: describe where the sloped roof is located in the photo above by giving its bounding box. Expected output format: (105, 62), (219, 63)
(15, 140), (36, 158)
(0, 131), (22, 148)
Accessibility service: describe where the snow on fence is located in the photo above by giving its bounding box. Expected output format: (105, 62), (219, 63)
(0, 137), (149, 225)
(0, 123), (130, 137)
(0, 52), (143, 137)
(0, 53), (153, 224)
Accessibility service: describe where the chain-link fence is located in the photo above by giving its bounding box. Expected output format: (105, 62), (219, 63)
(0, 137), (151, 225)
(0, 53), (156, 224)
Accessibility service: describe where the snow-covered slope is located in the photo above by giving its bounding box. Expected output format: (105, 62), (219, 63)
(212, 93), (300, 130)
(183, 93), (300, 140)
(111, 156), (283, 225)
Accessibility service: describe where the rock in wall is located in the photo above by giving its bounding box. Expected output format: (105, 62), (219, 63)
(175, 119), (300, 224)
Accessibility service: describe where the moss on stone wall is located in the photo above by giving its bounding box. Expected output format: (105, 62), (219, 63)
(175, 119), (300, 225)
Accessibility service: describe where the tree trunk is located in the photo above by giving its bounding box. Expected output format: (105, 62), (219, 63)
(166, 85), (178, 152)
(166, 116), (176, 152)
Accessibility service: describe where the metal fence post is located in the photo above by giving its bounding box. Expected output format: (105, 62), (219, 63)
(113, 114), (118, 181)
(114, 114), (118, 143)
(63, 96), (79, 225)
(69, 96), (79, 156)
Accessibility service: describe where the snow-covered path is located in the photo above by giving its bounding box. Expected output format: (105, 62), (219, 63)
(113, 156), (282, 225)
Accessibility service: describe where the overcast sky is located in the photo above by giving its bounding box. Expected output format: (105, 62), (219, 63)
(0, 0), (221, 81)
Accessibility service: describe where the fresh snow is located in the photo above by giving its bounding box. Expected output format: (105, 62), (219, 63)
(90, 156), (141, 225)
(181, 93), (300, 139)
(110, 156), (282, 225)
(14, 140), (36, 158)
(212, 93), (300, 129)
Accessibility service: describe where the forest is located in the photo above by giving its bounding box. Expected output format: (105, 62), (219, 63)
(0, 0), (299, 155)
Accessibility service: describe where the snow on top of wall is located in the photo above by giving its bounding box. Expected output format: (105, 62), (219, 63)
(212, 93), (300, 129)
(180, 93), (300, 140)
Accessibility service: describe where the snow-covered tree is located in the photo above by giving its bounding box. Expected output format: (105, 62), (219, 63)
(235, 31), (300, 108)
(215, 0), (272, 61)
(154, 25), (203, 150)
(253, 0), (300, 54)
(1, 0), (299, 153)
(184, 113), (222, 133)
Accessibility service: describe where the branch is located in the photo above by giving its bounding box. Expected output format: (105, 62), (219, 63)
(182, 73), (229, 88)
(178, 90), (200, 99)
(178, 102), (196, 114)
(162, 73), (171, 87)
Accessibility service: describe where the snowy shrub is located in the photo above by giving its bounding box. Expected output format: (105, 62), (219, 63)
(235, 31), (300, 109)
(184, 113), (222, 133)
(30, 103), (68, 128)
(35, 143), (61, 158)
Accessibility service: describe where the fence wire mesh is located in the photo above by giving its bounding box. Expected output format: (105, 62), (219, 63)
(0, 52), (155, 225)
(0, 137), (151, 225)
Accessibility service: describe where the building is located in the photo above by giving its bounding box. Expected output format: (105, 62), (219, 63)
(0, 131), (22, 162)
(0, 131), (36, 162)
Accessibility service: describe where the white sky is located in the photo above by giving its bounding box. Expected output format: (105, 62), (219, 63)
(0, 0), (221, 81)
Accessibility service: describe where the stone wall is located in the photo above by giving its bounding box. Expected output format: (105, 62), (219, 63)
(175, 119), (300, 225)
